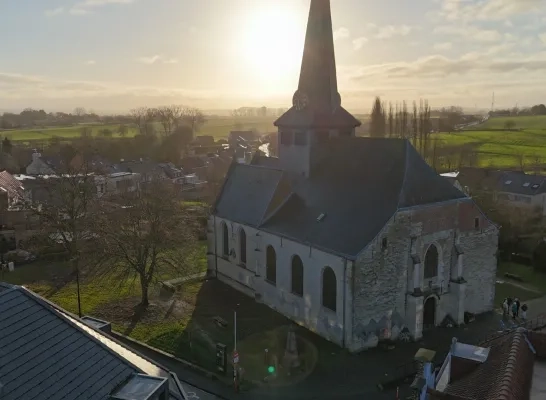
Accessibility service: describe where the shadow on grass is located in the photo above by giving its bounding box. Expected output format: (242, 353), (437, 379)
(123, 303), (148, 336)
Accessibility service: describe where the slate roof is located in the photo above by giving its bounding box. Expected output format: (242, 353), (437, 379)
(442, 329), (535, 400)
(495, 171), (546, 196)
(0, 283), (185, 400)
(215, 137), (466, 258)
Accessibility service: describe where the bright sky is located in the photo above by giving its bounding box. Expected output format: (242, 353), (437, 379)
(1, 0), (546, 113)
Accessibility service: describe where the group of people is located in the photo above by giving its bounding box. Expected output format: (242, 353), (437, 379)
(502, 297), (528, 320)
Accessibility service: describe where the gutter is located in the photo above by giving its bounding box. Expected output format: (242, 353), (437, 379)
(213, 215), (218, 278)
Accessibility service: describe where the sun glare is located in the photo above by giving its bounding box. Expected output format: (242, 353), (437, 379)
(239, 6), (305, 93)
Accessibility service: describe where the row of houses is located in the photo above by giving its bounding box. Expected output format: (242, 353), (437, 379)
(442, 167), (546, 217)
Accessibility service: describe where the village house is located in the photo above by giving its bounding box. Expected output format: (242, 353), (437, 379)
(208, 0), (499, 351)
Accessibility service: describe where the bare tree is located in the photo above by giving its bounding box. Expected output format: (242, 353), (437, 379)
(181, 107), (206, 133)
(118, 124), (129, 137)
(80, 126), (93, 138)
(26, 154), (100, 317)
(387, 103), (394, 138)
(369, 97), (386, 137)
(74, 107), (86, 117)
(130, 107), (149, 135)
(91, 181), (199, 307)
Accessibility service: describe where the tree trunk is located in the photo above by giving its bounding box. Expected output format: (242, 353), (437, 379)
(140, 274), (150, 307)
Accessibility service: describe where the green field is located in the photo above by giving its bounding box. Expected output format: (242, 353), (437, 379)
(0, 116), (279, 142)
(474, 115), (546, 130)
(434, 116), (546, 168)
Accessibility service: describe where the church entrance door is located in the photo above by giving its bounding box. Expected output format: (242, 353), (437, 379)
(423, 297), (436, 330)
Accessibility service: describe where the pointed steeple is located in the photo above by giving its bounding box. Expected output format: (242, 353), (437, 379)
(275, 0), (360, 129)
(298, 0), (339, 112)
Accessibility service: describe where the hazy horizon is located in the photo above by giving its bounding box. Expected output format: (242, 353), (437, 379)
(2, 0), (546, 113)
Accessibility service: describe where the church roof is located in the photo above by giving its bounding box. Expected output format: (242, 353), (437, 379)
(214, 137), (466, 258)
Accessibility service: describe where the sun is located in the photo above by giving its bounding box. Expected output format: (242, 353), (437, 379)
(238, 6), (305, 92)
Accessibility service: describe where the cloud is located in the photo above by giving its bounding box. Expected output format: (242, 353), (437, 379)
(351, 52), (546, 81)
(0, 71), (212, 101)
(138, 55), (178, 65)
(540, 33), (546, 45)
(85, 60), (96, 65)
(374, 25), (412, 39)
(70, 0), (135, 15)
(437, 0), (545, 22)
(433, 25), (503, 42)
(352, 37), (369, 51)
(434, 42), (452, 51)
(44, 7), (64, 17)
(333, 27), (350, 41)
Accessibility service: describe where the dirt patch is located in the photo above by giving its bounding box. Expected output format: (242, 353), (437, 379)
(93, 294), (194, 327)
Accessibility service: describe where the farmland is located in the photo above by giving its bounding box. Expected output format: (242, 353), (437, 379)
(0, 116), (279, 142)
(435, 115), (546, 168)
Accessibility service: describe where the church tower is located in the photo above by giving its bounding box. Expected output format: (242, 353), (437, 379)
(274, 0), (361, 177)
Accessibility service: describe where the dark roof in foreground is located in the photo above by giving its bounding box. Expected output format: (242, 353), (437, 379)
(215, 137), (466, 258)
(0, 283), (185, 400)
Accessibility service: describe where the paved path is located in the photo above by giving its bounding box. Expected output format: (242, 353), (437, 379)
(117, 295), (546, 400)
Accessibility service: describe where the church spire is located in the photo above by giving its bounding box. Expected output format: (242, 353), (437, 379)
(297, 0), (339, 112)
(275, 0), (360, 129)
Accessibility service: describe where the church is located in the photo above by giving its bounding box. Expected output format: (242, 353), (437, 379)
(207, 0), (499, 351)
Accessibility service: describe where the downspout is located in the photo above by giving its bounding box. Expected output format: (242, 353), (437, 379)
(342, 258), (347, 348)
(213, 215), (218, 278)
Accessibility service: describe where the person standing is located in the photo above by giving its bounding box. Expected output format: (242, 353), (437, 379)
(515, 298), (521, 317)
(502, 298), (509, 317)
(521, 304), (528, 320)
(511, 301), (518, 319)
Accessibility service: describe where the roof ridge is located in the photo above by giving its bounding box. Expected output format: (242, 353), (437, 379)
(496, 329), (529, 400)
(395, 139), (411, 210)
(11, 285), (151, 376)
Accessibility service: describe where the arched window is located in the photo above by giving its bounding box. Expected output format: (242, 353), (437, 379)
(291, 255), (304, 296)
(424, 244), (439, 279)
(239, 228), (247, 265)
(266, 246), (277, 285)
(322, 267), (337, 312)
(222, 222), (229, 257)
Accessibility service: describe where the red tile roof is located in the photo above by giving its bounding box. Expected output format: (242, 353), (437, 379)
(444, 329), (534, 400)
(0, 170), (24, 202)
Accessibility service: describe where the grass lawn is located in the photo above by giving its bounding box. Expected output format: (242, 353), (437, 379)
(0, 242), (298, 377)
(494, 262), (546, 306)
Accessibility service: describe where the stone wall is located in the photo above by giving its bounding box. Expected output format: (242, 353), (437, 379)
(207, 216), (353, 347)
(350, 200), (498, 352)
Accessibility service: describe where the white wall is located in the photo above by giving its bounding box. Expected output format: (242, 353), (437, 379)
(208, 216), (350, 347)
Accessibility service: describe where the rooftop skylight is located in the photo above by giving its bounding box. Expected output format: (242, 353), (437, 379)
(523, 183), (530, 187)
(505, 180), (512, 185)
